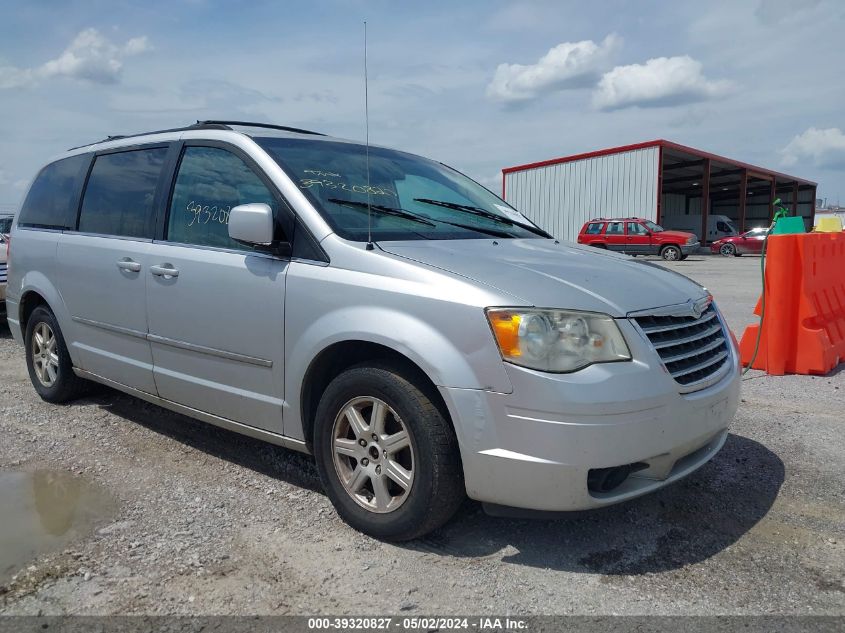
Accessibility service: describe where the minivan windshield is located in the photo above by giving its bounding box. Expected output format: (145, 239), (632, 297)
(257, 137), (548, 242)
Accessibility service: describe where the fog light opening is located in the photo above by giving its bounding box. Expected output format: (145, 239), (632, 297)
(588, 462), (649, 493)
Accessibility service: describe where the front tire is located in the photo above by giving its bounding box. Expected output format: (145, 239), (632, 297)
(25, 306), (89, 403)
(660, 245), (682, 261)
(313, 363), (464, 541)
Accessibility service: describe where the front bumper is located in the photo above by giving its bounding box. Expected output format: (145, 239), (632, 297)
(440, 314), (740, 511)
(680, 241), (700, 255)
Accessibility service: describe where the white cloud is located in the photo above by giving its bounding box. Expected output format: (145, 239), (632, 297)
(486, 34), (619, 103)
(593, 55), (731, 111)
(0, 66), (34, 90)
(781, 127), (845, 168)
(0, 28), (149, 89)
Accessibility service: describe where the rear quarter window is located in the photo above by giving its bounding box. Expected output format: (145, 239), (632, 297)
(585, 222), (604, 234)
(17, 154), (91, 230)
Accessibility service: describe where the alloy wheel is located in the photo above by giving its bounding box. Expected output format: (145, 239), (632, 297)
(663, 246), (680, 261)
(720, 244), (735, 257)
(331, 396), (414, 513)
(31, 322), (59, 387)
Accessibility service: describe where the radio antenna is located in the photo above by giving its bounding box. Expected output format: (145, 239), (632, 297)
(364, 20), (374, 251)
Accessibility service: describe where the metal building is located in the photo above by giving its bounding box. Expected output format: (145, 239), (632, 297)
(502, 140), (817, 244)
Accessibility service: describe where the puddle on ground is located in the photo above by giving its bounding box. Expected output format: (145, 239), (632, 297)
(0, 469), (118, 581)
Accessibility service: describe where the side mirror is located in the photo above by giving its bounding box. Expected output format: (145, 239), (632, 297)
(228, 203), (274, 246)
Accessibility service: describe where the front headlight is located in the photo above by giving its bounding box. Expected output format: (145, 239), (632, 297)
(485, 308), (631, 373)
(687, 236), (696, 244)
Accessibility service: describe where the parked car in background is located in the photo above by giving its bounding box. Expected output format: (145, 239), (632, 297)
(710, 227), (768, 257)
(0, 213), (13, 238)
(1, 232), (8, 320)
(660, 214), (738, 243)
(7, 121), (739, 540)
(577, 217), (699, 261)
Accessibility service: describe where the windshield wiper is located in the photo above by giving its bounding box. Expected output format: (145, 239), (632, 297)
(328, 198), (435, 226)
(413, 198), (549, 237)
(329, 197), (512, 238)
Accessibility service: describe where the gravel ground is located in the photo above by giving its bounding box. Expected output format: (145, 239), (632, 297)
(0, 254), (843, 615)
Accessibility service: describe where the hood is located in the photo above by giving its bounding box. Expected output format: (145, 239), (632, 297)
(659, 230), (696, 241)
(378, 239), (708, 317)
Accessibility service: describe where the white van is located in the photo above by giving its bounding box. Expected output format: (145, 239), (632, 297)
(661, 214), (737, 243)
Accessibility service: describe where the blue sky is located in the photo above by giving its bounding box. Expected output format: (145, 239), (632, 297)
(1, 0), (844, 209)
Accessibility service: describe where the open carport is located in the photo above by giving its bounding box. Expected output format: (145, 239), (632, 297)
(659, 141), (817, 238)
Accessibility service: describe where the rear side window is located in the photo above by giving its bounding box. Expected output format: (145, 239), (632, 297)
(605, 222), (624, 235)
(78, 147), (168, 239)
(585, 222), (603, 234)
(18, 154), (90, 230)
(166, 146), (277, 251)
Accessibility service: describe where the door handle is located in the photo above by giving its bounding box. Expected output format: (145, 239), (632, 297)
(116, 258), (141, 273)
(150, 264), (179, 278)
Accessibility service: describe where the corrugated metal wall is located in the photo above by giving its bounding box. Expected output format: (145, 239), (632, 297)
(503, 147), (660, 242)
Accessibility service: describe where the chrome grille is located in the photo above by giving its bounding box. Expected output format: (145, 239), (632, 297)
(634, 304), (729, 389)
(0, 262), (6, 284)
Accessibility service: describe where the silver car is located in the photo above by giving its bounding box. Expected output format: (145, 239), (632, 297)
(6, 121), (740, 540)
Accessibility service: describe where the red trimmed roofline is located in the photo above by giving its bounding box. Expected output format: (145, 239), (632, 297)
(502, 140), (662, 175)
(501, 139), (817, 187)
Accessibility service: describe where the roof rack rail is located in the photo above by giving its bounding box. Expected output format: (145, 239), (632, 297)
(67, 120), (323, 151)
(196, 120), (325, 136)
(67, 122), (230, 151)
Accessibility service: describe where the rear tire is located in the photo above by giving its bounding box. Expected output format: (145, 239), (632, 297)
(313, 363), (464, 541)
(25, 306), (89, 403)
(719, 243), (736, 257)
(660, 245), (682, 261)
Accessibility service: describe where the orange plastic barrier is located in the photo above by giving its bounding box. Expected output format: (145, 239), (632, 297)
(739, 232), (845, 375)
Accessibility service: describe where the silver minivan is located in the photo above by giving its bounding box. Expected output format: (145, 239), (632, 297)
(6, 121), (740, 540)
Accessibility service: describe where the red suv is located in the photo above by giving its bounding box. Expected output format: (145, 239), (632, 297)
(577, 217), (699, 261)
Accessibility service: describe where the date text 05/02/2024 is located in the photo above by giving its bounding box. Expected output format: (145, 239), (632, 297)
(307, 616), (529, 631)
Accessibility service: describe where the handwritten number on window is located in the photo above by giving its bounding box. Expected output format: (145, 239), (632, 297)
(186, 201), (231, 227)
(299, 178), (396, 197)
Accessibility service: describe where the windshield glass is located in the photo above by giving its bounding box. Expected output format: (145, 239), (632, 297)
(643, 220), (664, 232)
(257, 138), (546, 242)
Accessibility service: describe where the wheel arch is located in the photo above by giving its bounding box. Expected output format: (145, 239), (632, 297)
(19, 289), (51, 329)
(16, 273), (81, 366)
(299, 340), (453, 451)
(659, 243), (682, 253)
